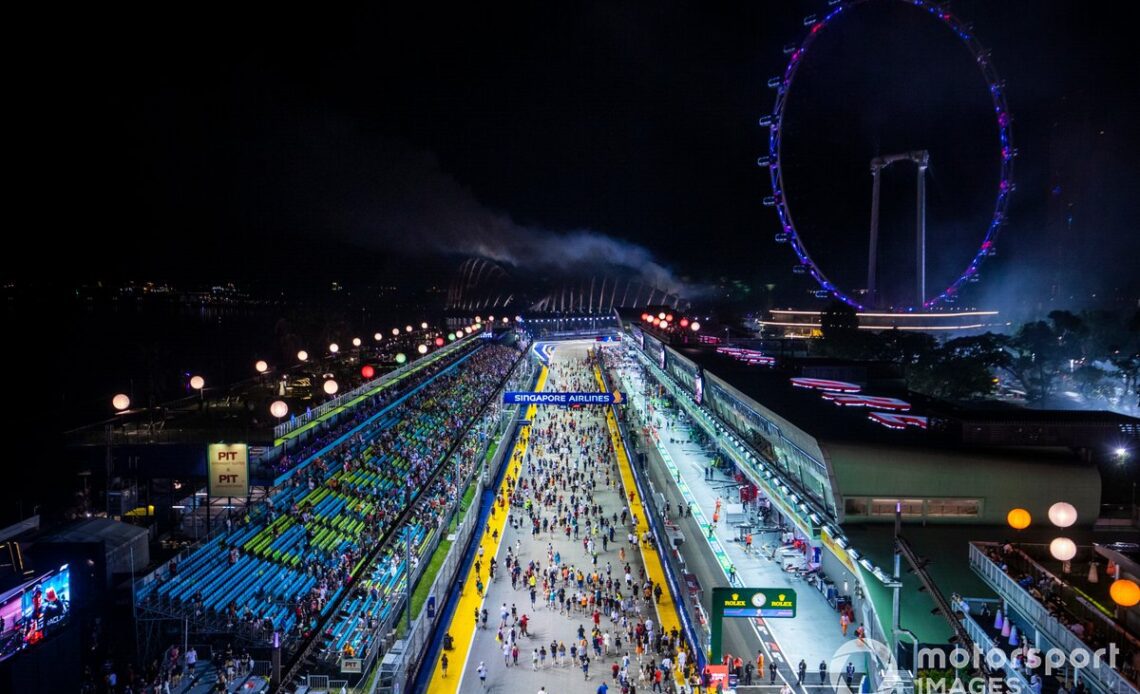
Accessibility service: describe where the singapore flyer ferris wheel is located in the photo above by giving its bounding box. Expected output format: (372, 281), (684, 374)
(760, 0), (1015, 312)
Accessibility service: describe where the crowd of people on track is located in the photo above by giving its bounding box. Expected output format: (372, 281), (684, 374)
(465, 349), (699, 693)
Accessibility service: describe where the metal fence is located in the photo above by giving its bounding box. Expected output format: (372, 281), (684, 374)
(273, 338), (472, 439)
(969, 543), (1139, 694)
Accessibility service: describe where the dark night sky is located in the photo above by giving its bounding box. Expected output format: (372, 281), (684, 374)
(10, 1), (1139, 308)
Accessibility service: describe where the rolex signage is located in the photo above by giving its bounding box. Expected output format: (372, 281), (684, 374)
(711, 587), (797, 661)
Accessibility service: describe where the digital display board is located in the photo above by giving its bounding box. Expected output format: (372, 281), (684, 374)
(0, 564), (71, 662)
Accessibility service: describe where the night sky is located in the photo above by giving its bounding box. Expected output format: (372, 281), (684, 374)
(9, 1), (1139, 307)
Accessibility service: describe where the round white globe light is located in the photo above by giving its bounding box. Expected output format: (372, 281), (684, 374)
(112, 393), (131, 411)
(255, 360), (269, 373)
(189, 375), (205, 390)
(270, 400), (289, 418)
(329, 343), (339, 354)
(323, 379), (339, 395)
(1050, 537), (1077, 562)
(297, 350), (309, 362)
(1048, 502), (1078, 528)
(418, 344), (428, 354)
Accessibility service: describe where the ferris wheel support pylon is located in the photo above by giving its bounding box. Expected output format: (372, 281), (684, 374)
(866, 150), (929, 306)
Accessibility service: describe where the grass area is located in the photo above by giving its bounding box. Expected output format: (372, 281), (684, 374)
(485, 434), (501, 463)
(409, 537), (452, 617)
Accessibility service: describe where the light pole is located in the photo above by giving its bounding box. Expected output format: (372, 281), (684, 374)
(190, 375), (205, 403)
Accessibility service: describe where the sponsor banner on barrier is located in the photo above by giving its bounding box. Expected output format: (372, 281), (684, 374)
(503, 391), (624, 406)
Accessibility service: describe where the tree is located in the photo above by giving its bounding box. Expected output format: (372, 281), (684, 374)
(821, 300), (858, 337)
(818, 301), (883, 360)
(905, 333), (1010, 401)
(1005, 311), (1087, 405)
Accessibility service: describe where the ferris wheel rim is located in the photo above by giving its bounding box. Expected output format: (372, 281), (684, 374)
(766, 0), (1015, 311)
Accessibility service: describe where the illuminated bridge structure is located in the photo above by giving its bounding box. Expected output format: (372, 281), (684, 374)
(446, 256), (689, 316)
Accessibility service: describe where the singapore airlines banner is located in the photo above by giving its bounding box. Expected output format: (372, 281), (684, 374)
(207, 443), (249, 497)
(503, 391), (625, 406)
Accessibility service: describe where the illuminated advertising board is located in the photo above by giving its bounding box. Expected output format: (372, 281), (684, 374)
(0, 564), (71, 662)
(503, 392), (625, 406)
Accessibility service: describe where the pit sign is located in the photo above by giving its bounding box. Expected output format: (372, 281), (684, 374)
(207, 443), (249, 497)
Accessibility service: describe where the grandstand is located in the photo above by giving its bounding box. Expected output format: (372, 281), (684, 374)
(135, 341), (526, 684)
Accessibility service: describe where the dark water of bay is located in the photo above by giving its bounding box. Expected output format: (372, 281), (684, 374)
(0, 295), (424, 525)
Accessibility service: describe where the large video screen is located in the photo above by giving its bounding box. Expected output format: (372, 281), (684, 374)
(0, 564), (71, 662)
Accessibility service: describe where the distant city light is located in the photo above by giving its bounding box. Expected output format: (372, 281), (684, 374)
(361, 365), (375, 379)
(405, 325), (414, 333)
(434, 337), (445, 347)
(297, 350), (309, 362)
(374, 332), (383, 341)
(395, 353), (407, 364)
(690, 322), (701, 332)
(255, 360), (269, 373)
(269, 400), (288, 418)
(112, 393), (131, 411)
(323, 379), (338, 395)
(392, 328), (400, 336)
(418, 344), (428, 354)
(352, 337), (362, 347)
(329, 343), (339, 354)
(421, 322), (428, 329)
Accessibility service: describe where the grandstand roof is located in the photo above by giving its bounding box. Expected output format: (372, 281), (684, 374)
(674, 345), (1139, 452)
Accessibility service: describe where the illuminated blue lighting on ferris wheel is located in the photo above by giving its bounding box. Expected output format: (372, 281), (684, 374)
(764, 0), (1013, 311)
